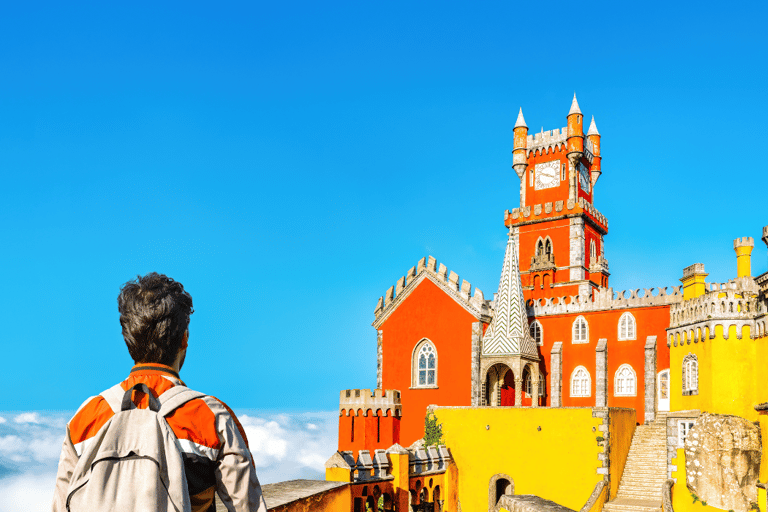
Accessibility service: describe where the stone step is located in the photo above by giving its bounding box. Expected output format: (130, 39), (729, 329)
(621, 474), (667, 482)
(604, 497), (661, 512)
(616, 491), (664, 501)
(618, 483), (665, 493)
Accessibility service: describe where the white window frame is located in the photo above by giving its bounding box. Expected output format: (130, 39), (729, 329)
(677, 420), (696, 448)
(411, 339), (438, 389)
(614, 364), (637, 397)
(570, 366), (591, 397)
(572, 316), (589, 344)
(529, 320), (543, 346)
(682, 354), (698, 396)
(618, 312), (636, 341)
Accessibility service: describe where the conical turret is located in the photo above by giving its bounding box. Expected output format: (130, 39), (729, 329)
(587, 115), (601, 189)
(482, 233), (538, 359)
(512, 108), (529, 181)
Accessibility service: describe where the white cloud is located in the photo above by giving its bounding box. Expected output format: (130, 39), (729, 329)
(0, 409), (339, 509)
(14, 413), (40, 424)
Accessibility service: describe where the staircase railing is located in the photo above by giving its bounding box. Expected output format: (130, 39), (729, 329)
(662, 480), (674, 512)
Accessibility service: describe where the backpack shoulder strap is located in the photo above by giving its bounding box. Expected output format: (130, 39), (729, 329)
(158, 386), (207, 417)
(99, 384), (126, 414)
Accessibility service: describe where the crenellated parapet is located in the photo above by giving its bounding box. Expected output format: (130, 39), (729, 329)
(325, 444), (453, 483)
(373, 256), (491, 328)
(527, 285), (683, 317)
(526, 127), (567, 156)
(339, 389), (402, 417)
(505, 197), (608, 234)
(668, 277), (763, 344)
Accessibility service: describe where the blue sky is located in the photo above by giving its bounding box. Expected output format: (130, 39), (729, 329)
(0, 0), (766, 419)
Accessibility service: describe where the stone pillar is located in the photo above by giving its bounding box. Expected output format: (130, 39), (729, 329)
(644, 336), (657, 424)
(595, 338), (608, 408)
(514, 377), (523, 407)
(376, 330), (383, 389)
(531, 364), (539, 408)
(569, 217), (585, 282)
(550, 342), (563, 407)
(471, 322), (482, 406)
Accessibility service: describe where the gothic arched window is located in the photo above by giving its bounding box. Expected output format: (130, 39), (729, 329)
(572, 316), (589, 344)
(614, 364), (637, 396)
(544, 238), (552, 258)
(590, 240), (596, 264)
(570, 366), (591, 397)
(412, 339), (437, 388)
(536, 239), (544, 257)
(618, 312), (636, 340)
(682, 354), (698, 396)
(529, 320), (543, 346)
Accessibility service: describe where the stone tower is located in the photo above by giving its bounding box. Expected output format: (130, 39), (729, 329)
(505, 95), (609, 300)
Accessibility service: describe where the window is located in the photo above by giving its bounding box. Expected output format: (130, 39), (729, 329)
(536, 239), (544, 257)
(561, 163), (566, 182)
(570, 366), (591, 397)
(614, 364), (637, 397)
(590, 240), (596, 264)
(677, 420), (695, 448)
(544, 239), (552, 258)
(538, 374), (546, 397)
(682, 354), (698, 395)
(529, 320), (543, 346)
(618, 312), (636, 340)
(572, 316), (588, 344)
(529, 168), (534, 187)
(412, 339), (437, 388)
(523, 370), (532, 397)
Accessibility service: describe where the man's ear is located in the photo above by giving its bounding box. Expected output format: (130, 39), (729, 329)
(181, 330), (189, 350)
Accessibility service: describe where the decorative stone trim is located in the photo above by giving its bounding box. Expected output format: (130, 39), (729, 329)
(471, 322), (482, 406)
(505, 197), (608, 234)
(595, 339), (608, 408)
(373, 256), (491, 328)
(376, 330), (383, 390)
(550, 342), (563, 408)
(644, 336), (657, 423)
(591, 408), (611, 483)
(528, 285), (684, 318)
(339, 389), (401, 417)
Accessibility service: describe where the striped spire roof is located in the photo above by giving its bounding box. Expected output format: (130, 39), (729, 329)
(482, 234), (538, 358)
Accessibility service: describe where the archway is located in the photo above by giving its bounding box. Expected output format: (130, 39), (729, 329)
(488, 473), (514, 511)
(484, 363), (514, 406)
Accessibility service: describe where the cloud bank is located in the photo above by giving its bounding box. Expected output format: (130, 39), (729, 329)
(0, 409), (338, 512)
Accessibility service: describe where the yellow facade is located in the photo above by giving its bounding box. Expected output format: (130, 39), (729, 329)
(433, 406), (633, 512)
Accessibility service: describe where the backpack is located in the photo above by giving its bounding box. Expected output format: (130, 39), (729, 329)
(65, 382), (206, 512)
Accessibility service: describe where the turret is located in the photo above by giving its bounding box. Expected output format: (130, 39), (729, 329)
(512, 108), (528, 179)
(566, 94), (584, 166)
(587, 116), (601, 189)
(680, 263), (708, 300)
(734, 237), (754, 278)
(513, 108), (529, 208)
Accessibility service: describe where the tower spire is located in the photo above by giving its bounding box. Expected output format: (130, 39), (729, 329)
(482, 234), (538, 359)
(587, 115), (599, 136)
(514, 108), (527, 128)
(568, 93), (582, 115)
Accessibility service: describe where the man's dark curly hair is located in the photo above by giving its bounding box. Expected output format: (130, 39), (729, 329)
(118, 273), (194, 366)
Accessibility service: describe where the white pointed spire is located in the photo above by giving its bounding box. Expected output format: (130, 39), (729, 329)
(587, 115), (599, 136)
(514, 108), (527, 128)
(481, 234), (538, 358)
(568, 93), (582, 115)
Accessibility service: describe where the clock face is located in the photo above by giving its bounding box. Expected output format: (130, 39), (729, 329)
(578, 162), (591, 193)
(535, 161), (560, 190)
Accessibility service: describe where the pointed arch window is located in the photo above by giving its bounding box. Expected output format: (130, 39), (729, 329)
(523, 369), (532, 397)
(572, 316), (589, 344)
(590, 240), (596, 265)
(682, 354), (698, 396)
(614, 364), (637, 396)
(412, 339), (438, 388)
(570, 366), (591, 397)
(544, 239), (552, 258)
(529, 320), (543, 346)
(536, 239), (544, 257)
(618, 312), (636, 340)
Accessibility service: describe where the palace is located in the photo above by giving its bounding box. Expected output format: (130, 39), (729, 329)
(264, 97), (768, 512)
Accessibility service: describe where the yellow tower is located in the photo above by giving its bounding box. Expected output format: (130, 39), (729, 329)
(734, 237), (754, 278)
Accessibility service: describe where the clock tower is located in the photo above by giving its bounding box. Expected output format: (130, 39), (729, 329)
(506, 95), (609, 301)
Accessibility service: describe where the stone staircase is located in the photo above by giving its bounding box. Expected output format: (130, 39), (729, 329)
(603, 413), (668, 512)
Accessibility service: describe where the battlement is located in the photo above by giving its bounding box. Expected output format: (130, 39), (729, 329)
(339, 388), (401, 417)
(682, 263), (706, 278)
(670, 277), (760, 327)
(506, 197), (608, 234)
(324, 444), (452, 483)
(734, 237), (754, 249)
(527, 127), (567, 154)
(527, 285), (684, 317)
(373, 256), (491, 326)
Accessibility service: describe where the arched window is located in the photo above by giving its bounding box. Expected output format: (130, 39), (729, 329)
(538, 374), (546, 397)
(614, 364), (637, 397)
(572, 316), (589, 344)
(682, 354), (698, 396)
(570, 366), (591, 397)
(412, 339), (437, 388)
(544, 238), (552, 258)
(536, 239), (544, 257)
(618, 312), (636, 340)
(590, 240), (596, 264)
(523, 369), (532, 397)
(529, 320), (543, 346)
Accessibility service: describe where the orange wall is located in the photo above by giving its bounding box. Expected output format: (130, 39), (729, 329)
(525, 149), (568, 206)
(381, 278), (480, 446)
(338, 410), (400, 454)
(532, 305), (670, 421)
